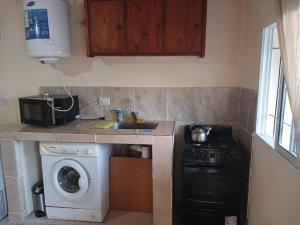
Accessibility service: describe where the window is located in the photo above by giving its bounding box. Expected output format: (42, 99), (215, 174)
(256, 23), (297, 166)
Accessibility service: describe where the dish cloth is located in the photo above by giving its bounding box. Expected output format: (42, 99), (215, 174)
(90, 120), (115, 129)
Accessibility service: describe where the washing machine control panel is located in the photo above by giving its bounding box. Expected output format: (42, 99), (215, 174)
(40, 143), (99, 157)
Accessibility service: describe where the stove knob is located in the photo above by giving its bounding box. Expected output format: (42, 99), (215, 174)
(220, 152), (225, 159)
(199, 152), (205, 160)
(193, 153), (198, 160)
(198, 153), (202, 160)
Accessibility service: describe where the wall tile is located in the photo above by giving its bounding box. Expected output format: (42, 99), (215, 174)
(55, 133), (96, 143)
(14, 132), (56, 142)
(71, 87), (103, 120)
(135, 88), (167, 121)
(102, 87), (135, 120)
(5, 176), (26, 213)
(137, 135), (154, 145)
(200, 87), (240, 122)
(40, 87), (66, 96)
(238, 88), (248, 129)
(153, 216), (172, 225)
(0, 140), (22, 177)
(168, 88), (201, 121)
(168, 87), (240, 123)
(153, 178), (172, 218)
(238, 88), (257, 134)
(153, 136), (173, 178)
(247, 89), (258, 133)
(238, 125), (253, 152)
(237, 88), (257, 151)
(96, 134), (138, 144)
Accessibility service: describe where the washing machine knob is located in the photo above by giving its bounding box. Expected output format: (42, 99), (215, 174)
(85, 148), (93, 155)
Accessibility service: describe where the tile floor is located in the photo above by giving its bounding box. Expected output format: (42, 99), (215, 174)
(0, 211), (152, 225)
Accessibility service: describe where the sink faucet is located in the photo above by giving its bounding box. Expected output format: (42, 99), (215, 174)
(132, 111), (138, 122)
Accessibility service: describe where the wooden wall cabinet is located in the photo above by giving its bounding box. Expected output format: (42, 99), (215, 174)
(87, 0), (126, 54)
(85, 0), (207, 56)
(127, 0), (164, 54)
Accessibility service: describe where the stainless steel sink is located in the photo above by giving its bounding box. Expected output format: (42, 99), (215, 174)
(112, 122), (158, 130)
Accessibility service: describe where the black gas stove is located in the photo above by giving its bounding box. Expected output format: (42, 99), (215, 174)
(182, 124), (247, 225)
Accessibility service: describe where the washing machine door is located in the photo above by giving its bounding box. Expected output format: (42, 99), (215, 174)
(52, 159), (90, 201)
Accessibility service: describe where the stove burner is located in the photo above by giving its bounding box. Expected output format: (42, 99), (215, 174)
(192, 140), (216, 149)
(184, 124), (243, 166)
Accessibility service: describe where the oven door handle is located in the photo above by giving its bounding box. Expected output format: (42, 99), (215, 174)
(184, 165), (243, 176)
(184, 166), (224, 174)
(188, 199), (227, 205)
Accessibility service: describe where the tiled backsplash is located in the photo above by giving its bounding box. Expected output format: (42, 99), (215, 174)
(238, 88), (258, 151)
(168, 87), (240, 122)
(40, 86), (241, 123)
(40, 86), (257, 150)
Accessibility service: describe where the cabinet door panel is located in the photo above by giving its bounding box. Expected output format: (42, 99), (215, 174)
(88, 0), (126, 54)
(110, 157), (153, 213)
(127, 0), (163, 54)
(164, 0), (206, 55)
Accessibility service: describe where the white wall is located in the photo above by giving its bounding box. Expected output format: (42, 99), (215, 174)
(0, 0), (244, 125)
(241, 0), (276, 89)
(248, 136), (300, 225)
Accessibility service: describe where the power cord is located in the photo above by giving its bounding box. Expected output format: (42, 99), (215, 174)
(46, 62), (74, 112)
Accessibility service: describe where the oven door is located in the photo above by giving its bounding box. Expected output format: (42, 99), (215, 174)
(19, 98), (53, 126)
(183, 165), (243, 211)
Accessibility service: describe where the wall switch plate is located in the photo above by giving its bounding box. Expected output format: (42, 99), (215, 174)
(99, 97), (111, 106)
(0, 95), (9, 106)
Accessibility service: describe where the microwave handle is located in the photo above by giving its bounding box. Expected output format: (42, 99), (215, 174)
(49, 99), (56, 125)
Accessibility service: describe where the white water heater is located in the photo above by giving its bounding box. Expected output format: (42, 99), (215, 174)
(23, 0), (71, 64)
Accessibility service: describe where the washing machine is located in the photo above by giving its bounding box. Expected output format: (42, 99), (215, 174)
(39, 142), (112, 222)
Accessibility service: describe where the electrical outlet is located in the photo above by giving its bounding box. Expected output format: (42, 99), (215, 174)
(0, 95), (9, 106)
(99, 97), (111, 106)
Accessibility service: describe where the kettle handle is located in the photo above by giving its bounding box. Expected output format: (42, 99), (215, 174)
(206, 127), (212, 135)
(190, 123), (202, 131)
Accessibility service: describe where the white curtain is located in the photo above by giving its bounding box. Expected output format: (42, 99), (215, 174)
(275, 0), (300, 168)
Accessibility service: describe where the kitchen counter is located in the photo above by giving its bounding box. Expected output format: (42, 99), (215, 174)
(0, 120), (175, 144)
(0, 120), (175, 225)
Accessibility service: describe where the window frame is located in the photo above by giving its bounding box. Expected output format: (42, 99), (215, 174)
(256, 22), (278, 148)
(256, 22), (298, 167)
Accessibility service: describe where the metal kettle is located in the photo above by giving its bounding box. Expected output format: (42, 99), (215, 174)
(190, 123), (212, 143)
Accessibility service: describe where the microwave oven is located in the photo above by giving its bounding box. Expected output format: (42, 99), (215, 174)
(19, 95), (80, 127)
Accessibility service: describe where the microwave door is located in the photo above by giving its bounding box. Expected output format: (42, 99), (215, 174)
(19, 99), (52, 126)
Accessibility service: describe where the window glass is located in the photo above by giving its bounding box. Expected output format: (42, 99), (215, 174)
(265, 48), (280, 138)
(279, 85), (296, 157)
